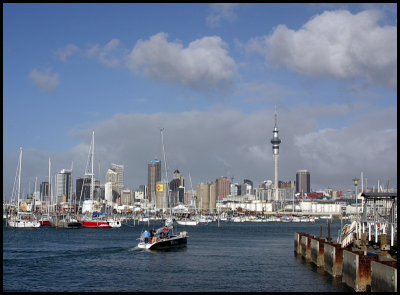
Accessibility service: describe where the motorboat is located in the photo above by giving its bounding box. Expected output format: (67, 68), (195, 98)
(137, 219), (188, 250)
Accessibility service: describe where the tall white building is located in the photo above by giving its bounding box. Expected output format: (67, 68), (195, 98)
(111, 163), (124, 192)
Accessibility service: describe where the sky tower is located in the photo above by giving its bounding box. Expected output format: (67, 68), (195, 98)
(270, 108), (281, 202)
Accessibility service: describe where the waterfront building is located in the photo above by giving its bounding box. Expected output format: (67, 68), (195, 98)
(55, 169), (73, 203)
(105, 182), (113, 204)
(242, 179), (253, 196)
(170, 169), (185, 204)
(76, 176), (91, 203)
(105, 168), (120, 196)
(296, 170), (310, 193)
(196, 182), (211, 213)
(111, 163), (124, 192)
(216, 176), (230, 200)
(121, 189), (134, 206)
(155, 180), (166, 210)
(210, 182), (217, 211)
(134, 189), (144, 202)
(148, 159), (161, 202)
(230, 183), (241, 198)
(40, 181), (50, 203)
(270, 107), (281, 202)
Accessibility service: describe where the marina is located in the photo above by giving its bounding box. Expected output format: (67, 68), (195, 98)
(3, 4), (396, 292)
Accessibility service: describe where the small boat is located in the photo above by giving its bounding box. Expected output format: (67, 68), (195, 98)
(137, 219), (188, 250)
(176, 219), (198, 226)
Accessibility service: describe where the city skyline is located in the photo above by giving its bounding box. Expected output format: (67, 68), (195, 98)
(3, 3), (397, 198)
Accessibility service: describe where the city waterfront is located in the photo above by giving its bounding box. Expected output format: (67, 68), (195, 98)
(3, 219), (353, 292)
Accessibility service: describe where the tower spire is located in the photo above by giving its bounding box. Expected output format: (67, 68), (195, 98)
(270, 107), (281, 204)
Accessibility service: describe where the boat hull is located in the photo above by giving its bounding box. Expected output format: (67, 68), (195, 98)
(55, 219), (83, 228)
(176, 220), (198, 226)
(138, 233), (188, 250)
(39, 220), (51, 226)
(8, 219), (41, 228)
(79, 220), (111, 228)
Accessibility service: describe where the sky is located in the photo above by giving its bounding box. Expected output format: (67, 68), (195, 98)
(3, 3), (397, 199)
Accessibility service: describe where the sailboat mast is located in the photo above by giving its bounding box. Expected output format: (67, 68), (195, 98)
(90, 130), (94, 202)
(48, 158), (51, 214)
(160, 128), (169, 210)
(17, 147), (22, 212)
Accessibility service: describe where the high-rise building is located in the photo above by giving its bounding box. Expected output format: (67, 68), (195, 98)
(40, 181), (50, 202)
(270, 107), (281, 202)
(196, 182), (212, 212)
(76, 176), (92, 203)
(296, 170), (310, 193)
(111, 163), (124, 192)
(170, 169), (185, 204)
(106, 168), (119, 194)
(55, 169), (73, 202)
(216, 176), (230, 200)
(148, 159), (161, 202)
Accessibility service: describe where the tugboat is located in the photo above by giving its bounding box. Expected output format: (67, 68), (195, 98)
(137, 219), (188, 250)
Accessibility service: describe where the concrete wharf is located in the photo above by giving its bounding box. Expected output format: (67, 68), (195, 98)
(294, 192), (397, 292)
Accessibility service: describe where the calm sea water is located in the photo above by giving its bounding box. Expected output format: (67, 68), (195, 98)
(3, 219), (353, 292)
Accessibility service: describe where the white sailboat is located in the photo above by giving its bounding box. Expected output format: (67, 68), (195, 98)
(8, 148), (41, 228)
(176, 173), (199, 226)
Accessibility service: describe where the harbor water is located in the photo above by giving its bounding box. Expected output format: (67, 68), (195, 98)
(3, 219), (353, 292)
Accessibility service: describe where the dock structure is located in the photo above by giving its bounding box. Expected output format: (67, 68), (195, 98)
(294, 192), (397, 292)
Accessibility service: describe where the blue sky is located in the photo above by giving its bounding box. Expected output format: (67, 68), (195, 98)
(3, 3), (397, 198)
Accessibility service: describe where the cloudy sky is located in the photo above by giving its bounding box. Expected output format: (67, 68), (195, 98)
(3, 3), (397, 199)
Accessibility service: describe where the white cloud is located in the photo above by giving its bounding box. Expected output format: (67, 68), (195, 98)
(87, 38), (124, 67)
(248, 9), (397, 90)
(53, 43), (79, 63)
(28, 68), (59, 93)
(126, 32), (237, 94)
(206, 3), (240, 28)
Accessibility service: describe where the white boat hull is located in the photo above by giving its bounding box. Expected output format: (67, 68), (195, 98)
(176, 220), (198, 226)
(108, 219), (122, 228)
(8, 219), (40, 228)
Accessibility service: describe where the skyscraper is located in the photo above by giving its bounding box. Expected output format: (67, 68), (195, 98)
(111, 163), (124, 192)
(56, 169), (73, 203)
(106, 168), (119, 194)
(296, 170), (310, 194)
(216, 176), (230, 201)
(270, 108), (281, 202)
(148, 159), (161, 202)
